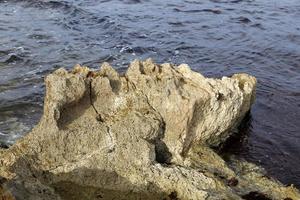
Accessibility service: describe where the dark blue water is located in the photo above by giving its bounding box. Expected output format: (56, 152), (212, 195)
(0, 0), (299, 188)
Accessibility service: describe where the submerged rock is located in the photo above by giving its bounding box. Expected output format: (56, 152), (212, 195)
(0, 59), (299, 200)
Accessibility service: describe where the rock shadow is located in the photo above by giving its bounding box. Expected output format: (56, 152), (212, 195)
(57, 93), (93, 129)
(4, 155), (169, 200)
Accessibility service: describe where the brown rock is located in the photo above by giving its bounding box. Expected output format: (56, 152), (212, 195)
(0, 59), (298, 200)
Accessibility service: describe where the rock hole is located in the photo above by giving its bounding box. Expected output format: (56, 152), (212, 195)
(216, 92), (224, 101)
(0, 177), (7, 185)
(168, 191), (179, 200)
(139, 62), (146, 74)
(241, 191), (272, 200)
(109, 79), (121, 94)
(154, 121), (172, 164)
(227, 177), (239, 187)
(155, 140), (172, 164)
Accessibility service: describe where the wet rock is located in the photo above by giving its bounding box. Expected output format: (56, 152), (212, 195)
(0, 59), (299, 200)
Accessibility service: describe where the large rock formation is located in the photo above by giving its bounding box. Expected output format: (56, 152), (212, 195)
(0, 59), (299, 200)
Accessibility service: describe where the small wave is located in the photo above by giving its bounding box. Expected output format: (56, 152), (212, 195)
(167, 22), (185, 27)
(233, 16), (251, 24)
(210, 0), (254, 4)
(132, 46), (156, 54)
(229, 0), (244, 3)
(4, 54), (23, 64)
(122, 0), (142, 4)
(184, 0), (203, 5)
(251, 23), (265, 30)
(119, 46), (156, 54)
(0, 50), (11, 57)
(14, 0), (87, 16)
(173, 8), (222, 14)
(82, 55), (117, 66)
(128, 32), (148, 39)
(27, 34), (53, 40)
(24, 0), (72, 10)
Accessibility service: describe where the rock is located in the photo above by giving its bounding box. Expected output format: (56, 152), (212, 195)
(0, 59), (299, 200)
(126, 59), (257, 162)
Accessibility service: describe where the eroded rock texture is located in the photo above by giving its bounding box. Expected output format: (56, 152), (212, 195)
(0, 59), (299, 200)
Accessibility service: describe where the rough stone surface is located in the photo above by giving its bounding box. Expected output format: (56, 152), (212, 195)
(0, 59), (299, 200)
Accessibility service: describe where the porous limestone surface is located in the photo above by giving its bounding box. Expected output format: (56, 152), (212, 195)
(0, 59), (299, 200)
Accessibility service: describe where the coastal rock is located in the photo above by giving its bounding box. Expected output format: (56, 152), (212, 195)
(0, 59), (299, 200)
